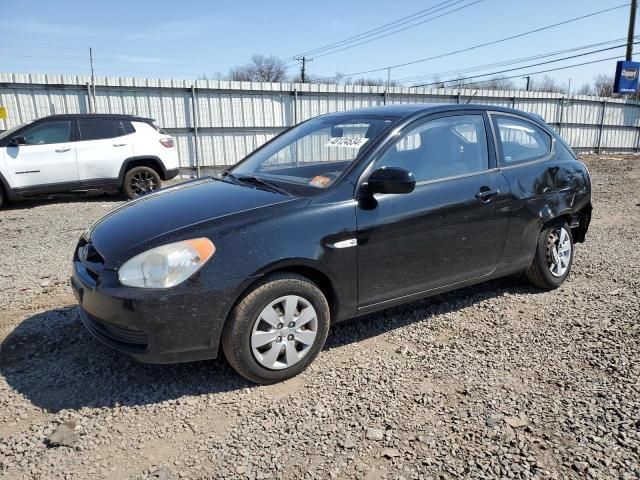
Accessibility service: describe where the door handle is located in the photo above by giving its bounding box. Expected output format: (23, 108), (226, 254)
(55, 147), (71, 153)
(475, 187), (499, 201)
(113, 143), (127, 147)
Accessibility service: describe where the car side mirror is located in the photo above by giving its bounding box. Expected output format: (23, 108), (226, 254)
(9, 136), (27, 146)
(365, 167), (416, 195)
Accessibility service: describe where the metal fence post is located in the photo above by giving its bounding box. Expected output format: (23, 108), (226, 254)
(635, 103), (640, 153)
(457, 91), (461, 104)
(191, 85), (200, 178)
(86, 82), (93, 113)
(596, 100), (606, 154)
(293, 88), (298, 125)
(558, 97), (565, 136)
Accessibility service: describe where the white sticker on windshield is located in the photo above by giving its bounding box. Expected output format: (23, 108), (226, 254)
(325, 137), (368, 148)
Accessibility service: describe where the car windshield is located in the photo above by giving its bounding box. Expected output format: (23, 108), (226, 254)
(230, 114), (399, 194)
(0, 122), (28, 141)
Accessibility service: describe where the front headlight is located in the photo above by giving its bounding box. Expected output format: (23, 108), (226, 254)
(118, 238), (215, 288)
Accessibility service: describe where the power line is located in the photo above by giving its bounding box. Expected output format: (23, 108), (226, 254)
(410, 42), (639, 87)
(312, 3), (630, 81)
(285, 0), (465, 61)
(444, 52), (636, 88)
(395, 37), (632, 84)
(309, 0), (485, 61)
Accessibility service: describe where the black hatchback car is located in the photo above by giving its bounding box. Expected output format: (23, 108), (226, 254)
(72, 104), (592, 384)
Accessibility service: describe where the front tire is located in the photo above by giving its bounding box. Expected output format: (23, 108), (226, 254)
(526, 221), (574, 289)
(123, 166), (161, 199)
(222, 273), (330, 384)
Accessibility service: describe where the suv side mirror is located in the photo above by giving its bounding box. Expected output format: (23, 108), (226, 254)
(9, 136), (27, 146)
(366, 167), (416, 195)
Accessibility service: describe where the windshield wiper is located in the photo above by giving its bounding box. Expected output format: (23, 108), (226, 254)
(222, 172), (290, 195)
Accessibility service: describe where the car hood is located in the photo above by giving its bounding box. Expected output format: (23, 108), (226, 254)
(87, 178), (300, 265)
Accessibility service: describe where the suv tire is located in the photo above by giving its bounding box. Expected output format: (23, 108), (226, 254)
(123, 166), (161, 199)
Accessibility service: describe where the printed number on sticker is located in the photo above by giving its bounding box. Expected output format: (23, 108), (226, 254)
(325, 137), (368, 148)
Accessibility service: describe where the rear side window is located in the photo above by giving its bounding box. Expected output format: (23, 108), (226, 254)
(22, 121), (72, 145)
(78, 119), (127, 141)
(494, 116), (551, 165)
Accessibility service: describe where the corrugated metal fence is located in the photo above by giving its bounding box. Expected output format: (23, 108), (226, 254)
(2, 72), (639, 170)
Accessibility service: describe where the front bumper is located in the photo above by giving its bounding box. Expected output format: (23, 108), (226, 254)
(71, 253), (238, 364)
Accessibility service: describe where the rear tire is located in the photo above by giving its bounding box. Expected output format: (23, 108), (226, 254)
(525, 221), (574, 289)
(0, 188), (4, 209)
(122, 166), (161, 199)
(222, 273), (330, 384)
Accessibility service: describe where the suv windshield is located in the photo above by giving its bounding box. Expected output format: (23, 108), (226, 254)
(230, 114), (399, 193)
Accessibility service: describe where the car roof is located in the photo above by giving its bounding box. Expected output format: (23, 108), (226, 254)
(33, 113), (155, 123)
(327, 103), (547, 124)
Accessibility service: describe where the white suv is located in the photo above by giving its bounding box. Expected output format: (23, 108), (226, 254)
(0, 114), (179, 208)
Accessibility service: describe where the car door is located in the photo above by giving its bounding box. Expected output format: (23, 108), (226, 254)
(356, 112), (512, 307)
(76, 118), (134, 182)
(489, 113), (566, 267)
(4, 119), (78, 189)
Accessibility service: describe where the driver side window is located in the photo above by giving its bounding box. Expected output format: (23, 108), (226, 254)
(21, 121), (72, 145)
(375, 115), (488, 183)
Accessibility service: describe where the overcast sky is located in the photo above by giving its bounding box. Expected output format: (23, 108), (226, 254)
(0, 0), (634, 89)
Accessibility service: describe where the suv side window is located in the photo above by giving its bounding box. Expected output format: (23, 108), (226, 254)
(21, 121), (72, 145)
(78, 119), (127, 141)
(375, 114), (488, 183)
(494, 115), (551, 165)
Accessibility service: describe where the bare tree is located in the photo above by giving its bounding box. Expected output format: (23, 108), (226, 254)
(228, 55), (287, 82)
(576, 83), (594, 96)
(467, 76), (516, 91)
(593, 74), (614, 97)
(531, 75), (564, 93)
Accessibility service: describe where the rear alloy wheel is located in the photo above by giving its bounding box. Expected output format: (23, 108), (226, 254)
(123, 166), (161, 199)
(222, 273), (330, 384)
(526, 222), (574, 289)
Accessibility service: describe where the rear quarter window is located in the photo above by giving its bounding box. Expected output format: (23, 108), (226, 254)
(494, 115), (551, 165)
(79, 119), (127, 141)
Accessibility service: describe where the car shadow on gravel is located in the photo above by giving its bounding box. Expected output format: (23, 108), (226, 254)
(0, 307), (251, 412)
(1, 276), (537, 413)
(325, 275), (538, 349)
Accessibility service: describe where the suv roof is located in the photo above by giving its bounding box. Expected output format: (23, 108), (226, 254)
(35, 113), (155, 123)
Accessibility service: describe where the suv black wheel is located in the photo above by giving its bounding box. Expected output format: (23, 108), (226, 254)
(526, 221), (574, 289)
(222, 273), (330, 384)
(123, 166), (161, 199)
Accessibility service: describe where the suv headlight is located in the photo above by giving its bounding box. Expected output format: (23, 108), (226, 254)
(118, 238), (215, 288)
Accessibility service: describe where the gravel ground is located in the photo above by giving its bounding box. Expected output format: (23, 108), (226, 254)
(0, 155), (638, 479)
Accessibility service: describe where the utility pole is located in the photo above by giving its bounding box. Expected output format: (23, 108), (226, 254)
(89, 47), (96, 113)
(627, 0), (637, 61)
(523, 76), (531, 91)
(295, 56), (312, 83)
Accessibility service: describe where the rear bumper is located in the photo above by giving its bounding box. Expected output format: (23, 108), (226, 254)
(164, 167), (180, 181)
(71, 257), (236, 364)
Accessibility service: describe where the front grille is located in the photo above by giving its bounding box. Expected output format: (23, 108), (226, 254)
(76, 239), (105, 280)
(81, 310), (148, 354)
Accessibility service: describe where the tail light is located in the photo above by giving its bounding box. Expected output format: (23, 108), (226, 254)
(159, 137), (174, 148)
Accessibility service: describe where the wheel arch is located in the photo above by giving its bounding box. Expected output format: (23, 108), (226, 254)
(226, 260), (339, 330)
(118, 156), (168, 183)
